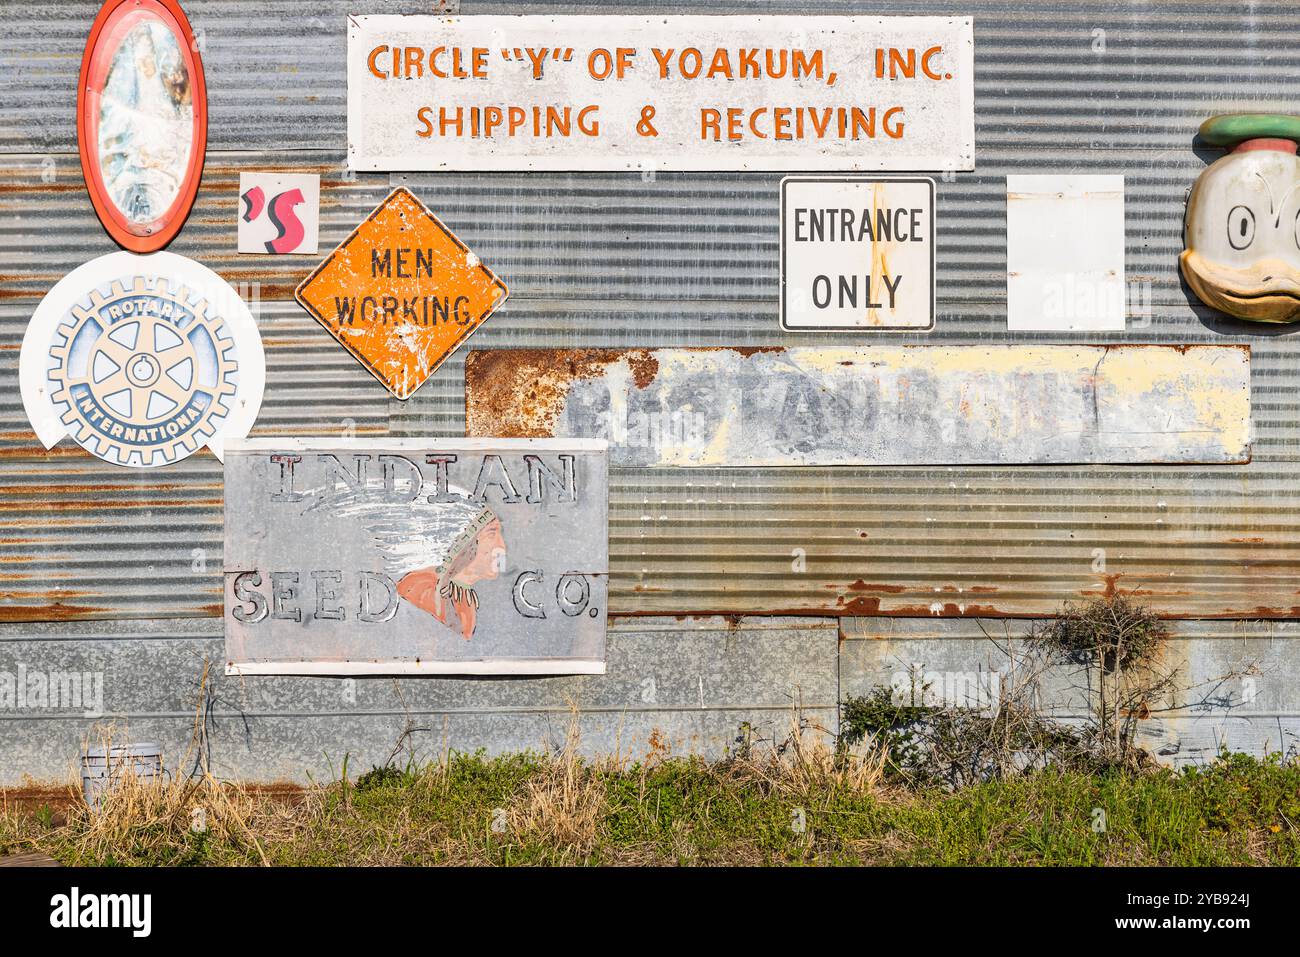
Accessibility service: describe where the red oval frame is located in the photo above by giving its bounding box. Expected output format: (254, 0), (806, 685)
(77, 0), (207, 253)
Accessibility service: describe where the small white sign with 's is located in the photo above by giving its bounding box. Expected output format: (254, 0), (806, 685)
(781, 176), (935, 330)
(238, 172), (320, 255)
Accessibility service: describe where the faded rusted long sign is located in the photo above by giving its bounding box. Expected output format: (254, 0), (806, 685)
(348, 15), (975, 172)
(224, 439), (608, 675)
(465, 346), (1251, 466)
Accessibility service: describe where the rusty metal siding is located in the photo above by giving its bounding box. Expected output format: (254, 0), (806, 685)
(2, 0), (1300, 779)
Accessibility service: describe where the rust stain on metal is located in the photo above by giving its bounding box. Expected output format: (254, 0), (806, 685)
(0, 782), (306, 815)
(466, 346), (790, 438)
(1216, 605), (1300, 619)
(1081, 584), (1176, 600)
(0, 601), (108, 623)
(0, 519), (93, 531)
(2, 482), (192, 494)
(0, 441), (92, 460)
(791, 597), (1016, 618)
(1077, 576), (1192, 602)
(1091, 573), (1124, 599)
(466, 347), (659, 438)
(839, 580), (908, 594)
(613, 602), (1300, 621)
(0, 181), (81, 194)
(0, 496), (221, 513)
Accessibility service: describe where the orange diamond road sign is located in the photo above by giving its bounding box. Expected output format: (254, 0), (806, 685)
(295, 186), (508, 399)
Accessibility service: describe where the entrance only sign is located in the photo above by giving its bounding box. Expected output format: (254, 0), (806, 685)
(781, 177), (935, 330)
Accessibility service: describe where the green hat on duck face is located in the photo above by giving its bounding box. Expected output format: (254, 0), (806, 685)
(1199, 113), (1300, 148)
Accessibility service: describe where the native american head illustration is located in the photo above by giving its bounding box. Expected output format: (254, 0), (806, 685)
(323, 490), (506, 640)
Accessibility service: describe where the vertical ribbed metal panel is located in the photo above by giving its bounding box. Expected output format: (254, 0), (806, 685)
(2, 1), (1299, 779)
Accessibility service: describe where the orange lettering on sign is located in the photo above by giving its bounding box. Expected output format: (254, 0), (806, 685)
(295, 187), (508, 400)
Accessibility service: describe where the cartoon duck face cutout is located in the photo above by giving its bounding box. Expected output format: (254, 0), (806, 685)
(1182, 114), (1300, 323)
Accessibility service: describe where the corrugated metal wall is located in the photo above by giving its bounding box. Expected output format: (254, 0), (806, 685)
(2, 1), (1298, 781)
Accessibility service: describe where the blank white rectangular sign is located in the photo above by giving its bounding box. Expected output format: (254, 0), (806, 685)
(348, 15), (975, 172)
(1007, 174), (1126, 331)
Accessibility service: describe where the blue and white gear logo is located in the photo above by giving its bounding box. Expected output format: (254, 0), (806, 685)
(47, 276), (240, 467)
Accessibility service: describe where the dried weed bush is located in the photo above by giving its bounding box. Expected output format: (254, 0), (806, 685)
(1029, 596), (1177, 767)
(840, 596), (1259, 787)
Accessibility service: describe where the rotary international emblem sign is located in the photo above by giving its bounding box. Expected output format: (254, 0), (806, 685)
(295, 186), (509, 399)
(19, 251), (265, 468)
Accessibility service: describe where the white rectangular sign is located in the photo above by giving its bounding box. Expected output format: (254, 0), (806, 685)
(466, 347), (1251, 467)
(1007, 174), (1126, 331)
(348, 15), (975, 172)
(781, 176), (935, 330)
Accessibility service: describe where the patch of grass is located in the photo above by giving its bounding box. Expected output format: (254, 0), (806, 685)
(2, 727), (1297, 866)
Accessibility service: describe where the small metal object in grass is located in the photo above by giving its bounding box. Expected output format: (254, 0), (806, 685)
(81, 743), (162, 812)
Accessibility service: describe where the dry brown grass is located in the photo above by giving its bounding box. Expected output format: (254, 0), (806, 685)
(506, 713), (617, 860)
(61, 724), (281, 865)
(3, 704), (1294, 867)
(71, 769), (269, 865)
(715, 713), (888, 798)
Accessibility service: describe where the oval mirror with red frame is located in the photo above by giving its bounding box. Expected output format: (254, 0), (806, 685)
(77, 0), (207, 253)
